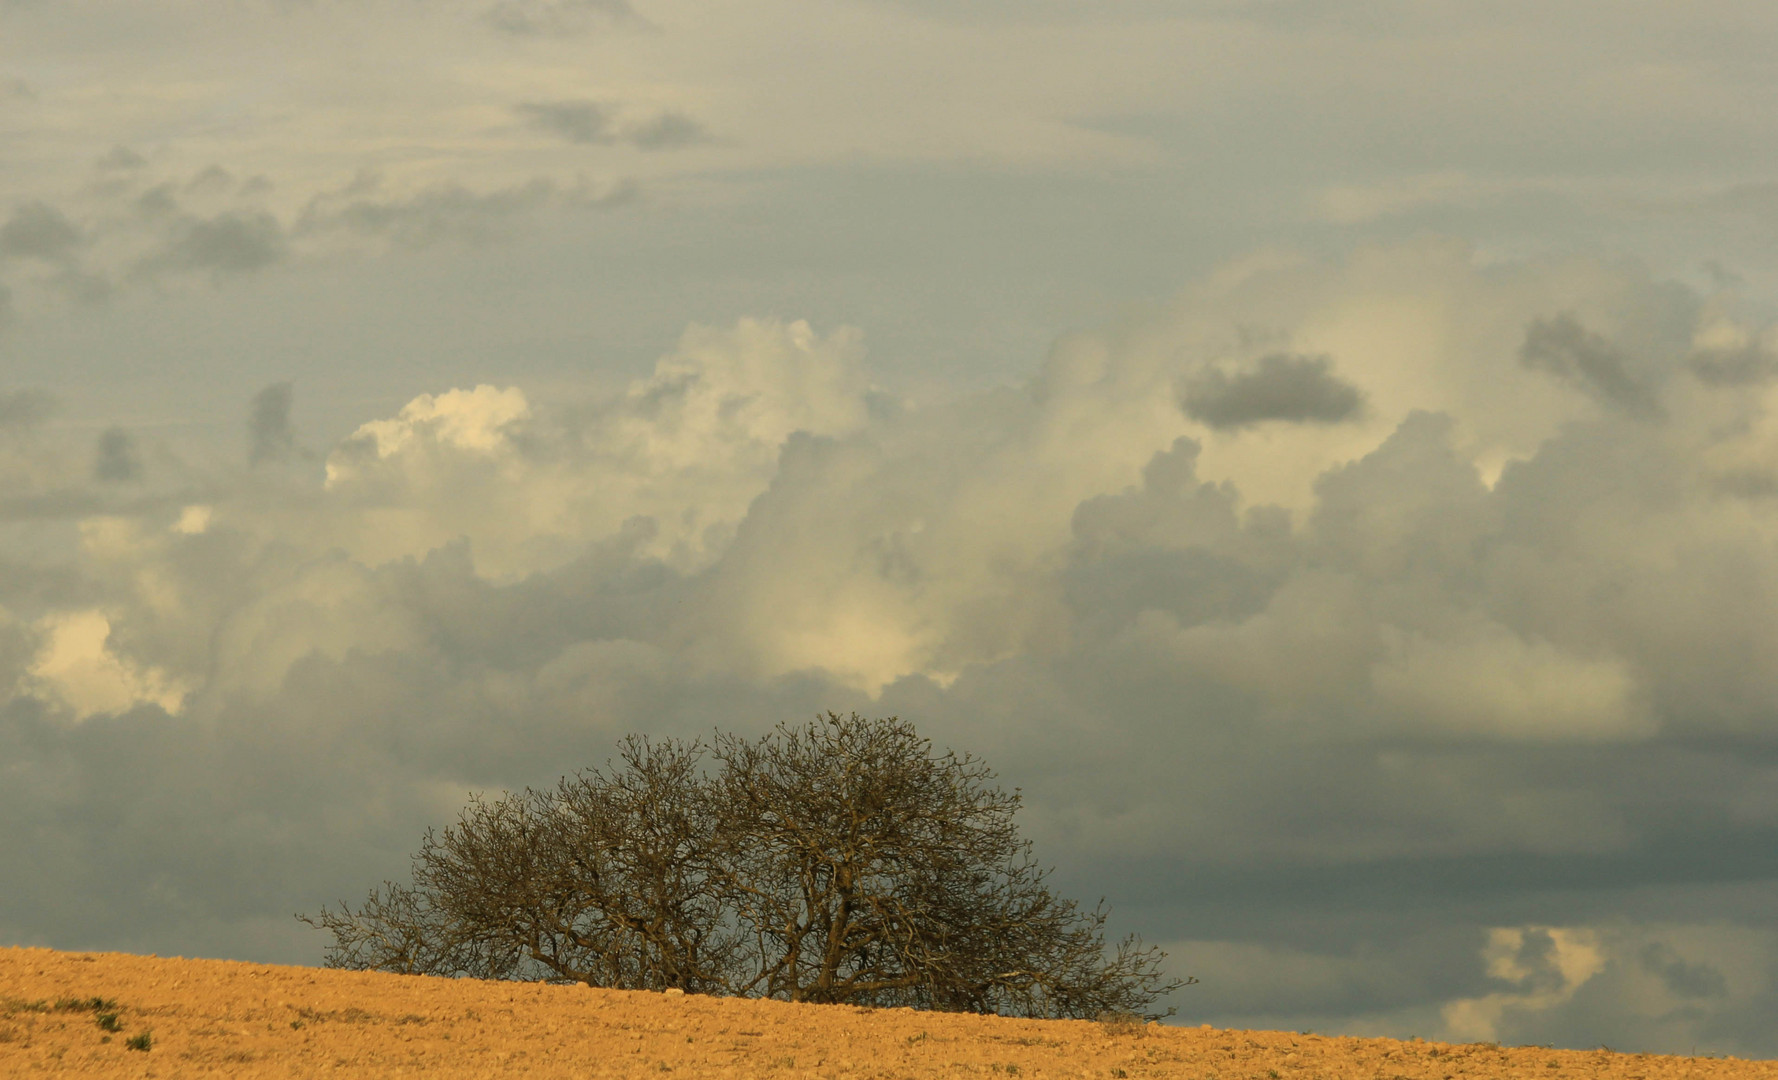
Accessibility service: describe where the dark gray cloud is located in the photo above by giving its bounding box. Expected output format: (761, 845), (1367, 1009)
(248, 382), (297, 466)
(298, 176), (636, 249)
(482, 0), (638, 36)
(3, 253), (1777, 1057)
(627, 111), (711, 150)
(3, 385), (1776, 1056)
(1688, 343), (1778, 386)
(92, 426), (141, 483)
(0, 201), (81, 262)
(135, 183), (180, 219)
(516, 100), (617, 144)
(517, 101), (710, 150)
(1179, 352), (1364, 429)
(1701, 260), (1744, 290)
(95, 144), (146, 171)
(185, 164), (235, 196)
(0, 389), (56, 429)
(139, 211), (288, 280)
(1520, 314), (1666, 420)
(1640, 942), (1728, 1000)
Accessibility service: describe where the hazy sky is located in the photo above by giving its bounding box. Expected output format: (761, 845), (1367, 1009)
(6, 0), (1778, 1056)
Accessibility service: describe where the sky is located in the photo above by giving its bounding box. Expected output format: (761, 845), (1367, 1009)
(5, 0), (1778, 1056)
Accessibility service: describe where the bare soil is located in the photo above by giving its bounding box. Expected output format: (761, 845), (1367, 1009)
(2, 946), (1771, 1079)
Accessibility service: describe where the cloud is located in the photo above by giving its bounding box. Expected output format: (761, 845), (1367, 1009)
(1369, 623), (1647, 742)
(143, 211), (287, 279)
(297, 175), (635, 250)
(91, 427), (141, 484)
(185, 165), (235, 197)
(317, 318), (870, 578)
(1689, 344), (1778, 386)
(1433, 924), (1775, 1053)
(95, 145), (146, 172)
(3, 243), (1778, 1054)
(248, 383), (298, 466)
(0, 202), (81, 263)
(481, 0), (640, 36)
(1640, 941), (1728, 1000)
(1179, 352), (1365, 430)
(0, 155), (630, 321)
(21, 609), (190, 720)
(0, 390), (55, 430)
(1441, 927), (1607, 1042)
(627, 112), (712, 150)
(1520, 314), (1666, 420)
(516, 100), (617, 145)
(1685, 320), (1778, 386)
(517, 101), (713, 150)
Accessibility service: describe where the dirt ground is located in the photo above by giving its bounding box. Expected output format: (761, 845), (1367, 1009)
(2, 946), (1771, 1079)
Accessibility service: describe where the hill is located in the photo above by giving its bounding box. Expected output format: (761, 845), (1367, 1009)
(2, 946), (1770, 1078)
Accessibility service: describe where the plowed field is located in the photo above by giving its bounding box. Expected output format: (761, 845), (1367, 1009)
(2, 946), (1771, 1079)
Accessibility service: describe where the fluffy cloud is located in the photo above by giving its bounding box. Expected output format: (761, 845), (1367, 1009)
(21, 608), (189, 720)
(315, 318), (870, 578)
(2, 242), (1778, 1055)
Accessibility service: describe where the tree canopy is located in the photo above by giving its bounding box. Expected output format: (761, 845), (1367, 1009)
(300, 713), (1189, 1019)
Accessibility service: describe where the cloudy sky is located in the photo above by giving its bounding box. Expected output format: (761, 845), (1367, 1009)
(7, 0), (1778, 1056)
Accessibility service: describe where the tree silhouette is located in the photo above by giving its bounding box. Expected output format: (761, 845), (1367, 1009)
(301, 713), (1189, 1019)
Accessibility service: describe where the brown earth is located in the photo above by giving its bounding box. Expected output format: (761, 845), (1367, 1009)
(2, 946), (1771, 1079)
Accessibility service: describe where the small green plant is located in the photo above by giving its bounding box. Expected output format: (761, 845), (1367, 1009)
(126, 1030), (153, 1052)
(96, 1012), (122, 1032)
(1266, 1070), (1280, 1079)
(1111, 1070), (1128, 1079)
(54, 996), (117, 1013)
(290, 1019), (305, 1030)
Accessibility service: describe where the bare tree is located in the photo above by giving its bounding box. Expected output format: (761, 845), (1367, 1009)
(301, 714), (1189, 1019)
(303, 736), (735, 990)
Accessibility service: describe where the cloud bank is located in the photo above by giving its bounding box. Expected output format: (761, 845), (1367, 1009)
(2, 241), (1777, 1054)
